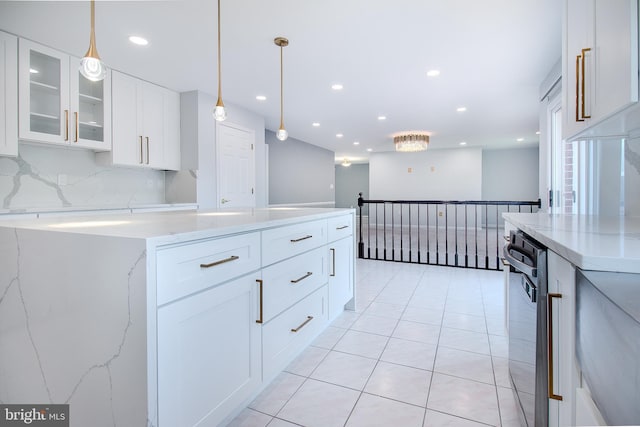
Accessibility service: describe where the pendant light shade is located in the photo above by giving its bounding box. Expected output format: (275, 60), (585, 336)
(275, 37), (289, 141)
(214, 0), (227, 121)
(79, 0), (106, 82)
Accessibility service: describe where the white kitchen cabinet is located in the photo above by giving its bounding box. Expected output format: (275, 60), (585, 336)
(262, 284), (328, 380)
(18, 38), (111, 150)
(99, 70), (180, 170)
(328, 236), (353, 320)
(0, 31), (17, 157)
(327, 214), (355, 320)
(563, 0), (639, 140)
(547, 250), (579, 427)
(158, 273), (261, 427)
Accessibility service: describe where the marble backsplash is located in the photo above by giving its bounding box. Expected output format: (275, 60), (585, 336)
(0, 143), (166, 212)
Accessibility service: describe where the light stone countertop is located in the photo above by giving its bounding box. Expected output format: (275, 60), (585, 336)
(503, 213), (640, 273)
(0, 207), (355, 247)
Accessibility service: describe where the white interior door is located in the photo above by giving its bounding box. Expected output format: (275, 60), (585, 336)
(216, 122), (256, 208)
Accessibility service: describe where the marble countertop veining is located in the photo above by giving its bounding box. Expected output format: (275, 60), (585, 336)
(0, 207), (355, 246)
(503, 213), (640, 273)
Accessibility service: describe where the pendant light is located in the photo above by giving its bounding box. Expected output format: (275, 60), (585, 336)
(79, 0), (107, 82)
(213, 0), (227, 121)
(274, 37), (289, 141)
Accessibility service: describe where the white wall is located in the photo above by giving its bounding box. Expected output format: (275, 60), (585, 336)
(166, 92), (267, 209)
(625, 138), (640, 215)
(369, 148), (483, 200)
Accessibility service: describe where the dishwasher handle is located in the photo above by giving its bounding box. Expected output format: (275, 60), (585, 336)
(503, 244), (538, 278)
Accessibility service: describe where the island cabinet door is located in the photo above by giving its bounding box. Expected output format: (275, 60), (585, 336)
(328, 236), (354, 320)
(157, 274), (261, 427)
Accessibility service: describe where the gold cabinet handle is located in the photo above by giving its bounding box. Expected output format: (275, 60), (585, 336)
(290, 272), (313, 284)
(336, 225), (349, 230)
(64, 110), (69, 141)
(575, 54), (583, 122)
(256, 279), (263, 324)
(290, 235), (312, 243)
(548, 292), (564, 401)
(330, 248), (336, 276)
(291, 316), (313, 333)
(199, 255), (239, 269)
(145, 137), (150, 164)
(139, 136), (143, 164)
(74, 112), (79, 142)
(580, 48), (591, 119)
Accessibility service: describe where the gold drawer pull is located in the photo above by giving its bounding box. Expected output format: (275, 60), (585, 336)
(548, 292), (564, 401)
(200, 255), (239, 269)
(291, 316), (313, 333)
(336, 225), (349, 230)
(290, 235), (312, 243)
(290, 271), (313, 283)
(256, 279), (263, 324)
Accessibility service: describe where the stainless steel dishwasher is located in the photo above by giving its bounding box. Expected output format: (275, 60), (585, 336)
(503, 230), (548, 427)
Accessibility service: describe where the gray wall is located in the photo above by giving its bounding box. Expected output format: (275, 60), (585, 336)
(482, 147), (540, 201)
(335, 163), (369, 209)
(266, 131), (335, 206)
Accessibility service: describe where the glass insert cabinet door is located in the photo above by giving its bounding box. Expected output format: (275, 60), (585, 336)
(18, 38), (110, 150)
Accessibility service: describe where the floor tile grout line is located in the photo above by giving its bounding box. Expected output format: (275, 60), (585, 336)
(343, 265), (426, 427)
(480, 272), (507, 427)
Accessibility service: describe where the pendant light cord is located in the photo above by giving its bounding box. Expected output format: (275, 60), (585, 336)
(279, 44), (284, 128)
(217, 0), (222, 99)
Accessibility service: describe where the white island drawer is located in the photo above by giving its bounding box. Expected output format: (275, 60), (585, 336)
(328, 214), (353, 242)
(262, 247), (327, 322)
(157, 232), (261, 305)
(262, 219), (327, 266)
(262, 285), (328, 380)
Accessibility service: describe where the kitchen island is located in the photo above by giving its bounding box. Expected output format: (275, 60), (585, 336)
(503, 213), (640, 427)
(0, 207), (356, 427)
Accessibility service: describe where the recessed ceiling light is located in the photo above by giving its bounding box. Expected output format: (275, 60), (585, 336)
(331, 84), (343, 91)
(460, 141), (467, 146)
(377, 116), (386, 121)
(353, 141), (360, 145)
(367, 148), (373, 152)
(336, 133), (344, 138)
(517, 138), (525, 142)
(427, 70), (440, 77)
(255, 95), (267, 101)
(312, 122), (320, 127)
(128, 36), (148, 46)
(29, 68), (39, 74)
(456, 107), (467, 112)
(536, 131), (540, 135)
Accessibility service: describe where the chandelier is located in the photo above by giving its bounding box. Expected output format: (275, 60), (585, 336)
(394, 133), (429, 152)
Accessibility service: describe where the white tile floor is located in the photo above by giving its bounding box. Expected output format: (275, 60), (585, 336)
(227, 259), (521, 427)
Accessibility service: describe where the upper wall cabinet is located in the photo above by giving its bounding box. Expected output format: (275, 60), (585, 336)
(18, 39), (111, 150)
(563, 0), (639, 141)
(0, 31), (18, 157)
(97, 71), (180, 171)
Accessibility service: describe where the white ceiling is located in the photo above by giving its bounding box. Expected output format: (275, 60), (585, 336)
(0, 0), (562, 163)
